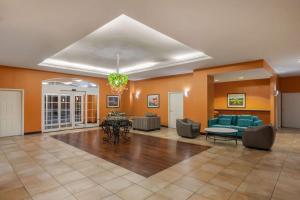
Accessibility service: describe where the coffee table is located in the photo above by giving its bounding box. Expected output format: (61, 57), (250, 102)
(205, 127), (238, 144)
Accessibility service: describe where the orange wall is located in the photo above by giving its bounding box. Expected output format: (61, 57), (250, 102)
(214, 79), (271, 110)
(279, 76), (300, 93)
(0, 66), (129, 133)
(131, 74), (193, 126)
(0, 60), (277, 132)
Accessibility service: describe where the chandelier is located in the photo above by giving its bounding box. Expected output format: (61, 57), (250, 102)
(108, 53), (128, 95)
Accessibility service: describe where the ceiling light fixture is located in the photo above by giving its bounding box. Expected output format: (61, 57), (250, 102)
(74, 79), (82, 82)
(119, 62), (157, 73)
(39, 59), (115, 74)
(239, 76), (244, 80)
(107, 53), (128, 95)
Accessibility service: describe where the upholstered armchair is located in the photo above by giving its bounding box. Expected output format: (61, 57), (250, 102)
(242, 125), (276, 150)
(176, 119), (200, 138)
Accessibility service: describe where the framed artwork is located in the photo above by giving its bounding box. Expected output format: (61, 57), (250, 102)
(147, 94), (160, 108)
(106, 95), (120, 108)
(227, 93), (246, 108)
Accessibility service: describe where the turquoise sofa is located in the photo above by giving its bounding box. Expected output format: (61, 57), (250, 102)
(208, 115), (263, 137)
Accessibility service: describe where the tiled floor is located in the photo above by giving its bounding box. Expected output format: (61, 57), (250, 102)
(0, 127), (299, 200)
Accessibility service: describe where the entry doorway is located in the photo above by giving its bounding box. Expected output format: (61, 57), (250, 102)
(42, 78), (99, 132)
(168, 92), (184, 128)
(282, 93), (300, 128)
(0, 89), (24, 137)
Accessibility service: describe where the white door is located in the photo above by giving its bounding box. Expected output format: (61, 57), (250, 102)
(282, 93), (300, 128)
(168, 92), (184, 128)
(0, 90), (22, 137)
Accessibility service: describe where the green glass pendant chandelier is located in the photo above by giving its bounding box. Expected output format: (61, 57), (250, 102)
(108, 53), (128, 95)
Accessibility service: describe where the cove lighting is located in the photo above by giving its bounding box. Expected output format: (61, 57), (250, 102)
(119, 62), (157, 73)
(39, 59), (115, 74)
(173, 52), (207, 61)
(64, 82), (73, 85)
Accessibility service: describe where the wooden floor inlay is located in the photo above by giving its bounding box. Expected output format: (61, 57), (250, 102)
(52, 130), (209, 177)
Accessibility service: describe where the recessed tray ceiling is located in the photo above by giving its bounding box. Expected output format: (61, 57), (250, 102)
(39, 14), (210, 77)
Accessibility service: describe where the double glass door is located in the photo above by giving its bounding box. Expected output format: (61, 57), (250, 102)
(43, 93), (97, 132)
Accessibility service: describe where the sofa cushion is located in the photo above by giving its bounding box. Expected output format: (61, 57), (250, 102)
(237, 115), (253, 121)
(219, 115), (237, 125)
(219, 118), (232, 125)
(237, 119), (253, 127)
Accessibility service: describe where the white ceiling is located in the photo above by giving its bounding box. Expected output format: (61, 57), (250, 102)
(0, 0), (300, 80)
(214, 68), (272, 83)
(39, 14), (210, 78)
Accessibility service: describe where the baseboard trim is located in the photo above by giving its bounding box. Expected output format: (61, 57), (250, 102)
(161, 125), (168, 128)
(25, 131), (42, 135)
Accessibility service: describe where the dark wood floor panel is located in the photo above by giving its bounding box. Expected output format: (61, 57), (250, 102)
(52, 130), (209, 177)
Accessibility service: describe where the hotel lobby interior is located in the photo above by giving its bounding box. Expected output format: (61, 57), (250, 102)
(0, 1), (300, 200)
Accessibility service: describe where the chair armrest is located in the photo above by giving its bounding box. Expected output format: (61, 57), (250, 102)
(253, 120), (263, 126)
(208, 118), (218, 126)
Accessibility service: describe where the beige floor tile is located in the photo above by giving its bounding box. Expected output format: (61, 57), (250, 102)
(43, 161), (73, 176)
(237, 181), (274, 200)
(74, 185), (112, 200)
(174, 176), (206, 192)
(157, 184), (193, 200)
(146, 194), (169, 200)
(0, 161), (14, 175)
(272, 173), (300, 200)
(90, 170), (118, 184)
(123, 172), (146, 183)
(103, 195), (123, 200)
(0, 186), (30, 200)
(229, 192), (262, 200)
(187, 194), (212, 200)
(32, 186), (73, 200)
(153, 169), (182, 183)
(101, 176), (132, 193)
(138, 176), (170, 192)
(117, 184), (152, 200)
(54, 170), (85, 185)
(187, 169), (216, 182)
(0, 172), (24, 192)
(196, 183), (232, 200)
(64, 177), (97, 194)
(209, 174), (243, 191)
(23, 175), (60, 195)
(110, 166), (131, 176)
(72, 160), (93, 170)
(78, 165), (105, 176)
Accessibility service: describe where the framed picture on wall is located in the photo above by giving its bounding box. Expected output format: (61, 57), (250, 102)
(147, 94), (160, 108)
(106, 95), (120, 108)
(227, 93), (246, 108)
